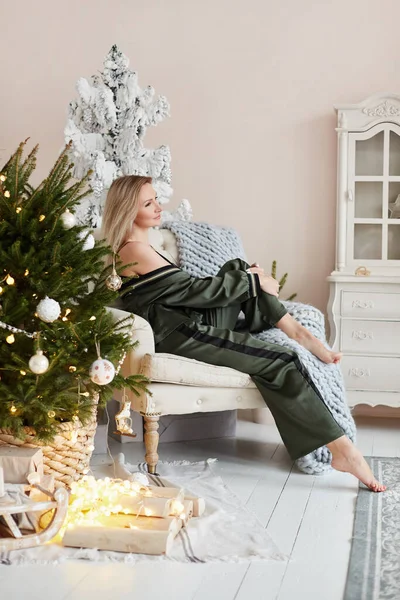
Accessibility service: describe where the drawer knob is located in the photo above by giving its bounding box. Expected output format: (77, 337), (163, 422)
(352, 330), (374, 340)
(349, 367), (370, 378)
(352, 300), (375, 309)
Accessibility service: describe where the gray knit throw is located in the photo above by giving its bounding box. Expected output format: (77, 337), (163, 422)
(162, 221), (356, 475)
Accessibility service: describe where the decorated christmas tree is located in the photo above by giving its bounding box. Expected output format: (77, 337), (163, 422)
(65, 44), (173, 227)
(0, 140), (148, 442)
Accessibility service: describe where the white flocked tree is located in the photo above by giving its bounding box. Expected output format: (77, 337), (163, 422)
(64, 44), (175, 227)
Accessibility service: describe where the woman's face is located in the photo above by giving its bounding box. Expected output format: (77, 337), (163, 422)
(134, 182), (162, 228)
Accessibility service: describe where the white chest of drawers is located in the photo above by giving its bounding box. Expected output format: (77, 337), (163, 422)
(327, 276), (400, 408)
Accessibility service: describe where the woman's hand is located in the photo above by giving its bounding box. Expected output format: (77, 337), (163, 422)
(247, 265), (280, 297)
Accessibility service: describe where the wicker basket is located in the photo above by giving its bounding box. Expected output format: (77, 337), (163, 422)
(0, 393), (99, 488)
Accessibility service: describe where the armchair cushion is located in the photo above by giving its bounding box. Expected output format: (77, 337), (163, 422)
(140, 352), (256, 389)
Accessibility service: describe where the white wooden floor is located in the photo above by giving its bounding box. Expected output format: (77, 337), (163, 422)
(0, 414), (398, 600)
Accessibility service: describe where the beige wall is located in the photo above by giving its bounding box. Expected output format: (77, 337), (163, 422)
(2, 0), (400, 324)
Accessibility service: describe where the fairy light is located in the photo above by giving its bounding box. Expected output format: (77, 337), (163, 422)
(39, 214), (45, 222)
(16, 207), (22, 213)
(24, 269), (29, 276)
(0, 287), (3, 294)
(89, 315), (96, 321)
(6, 275), (14, 285)
(59, 477), (150, 534)
(10, 405), (17, 414)
(20, 370), (26, 375)
(0, 174), (6, 182)
(170, 499), (185, 516)
(4, 190), (10, 198)
(6, 334), (15, 344)
(65, 308), (72, 316)
(69, 366), (77, 372)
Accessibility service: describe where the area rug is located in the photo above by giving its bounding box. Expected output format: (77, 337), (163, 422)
(0, 458), (285, 565)
(344, 457), (400, 600)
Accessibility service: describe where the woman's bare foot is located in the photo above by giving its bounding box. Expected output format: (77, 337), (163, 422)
(327, 436), (386, 492)
(275, 315), (342, 363)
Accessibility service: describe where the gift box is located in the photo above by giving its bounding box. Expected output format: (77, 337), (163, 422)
(0, 445), (44, 484)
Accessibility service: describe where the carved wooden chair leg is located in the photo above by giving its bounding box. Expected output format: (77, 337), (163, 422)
(143, 414), (160, 474)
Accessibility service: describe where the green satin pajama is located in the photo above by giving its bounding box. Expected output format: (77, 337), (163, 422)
(155, 263), (344, 461)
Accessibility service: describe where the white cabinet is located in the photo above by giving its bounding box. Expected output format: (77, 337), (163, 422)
(327, 94), (400, 408)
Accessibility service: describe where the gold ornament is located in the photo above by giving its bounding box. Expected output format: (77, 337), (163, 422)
(105, 253), (122, 291)
(355, 266), (371, 277)
(106, 272), (122, 291)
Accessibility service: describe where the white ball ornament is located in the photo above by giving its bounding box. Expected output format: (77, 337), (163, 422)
(89, 357), (115, 385)
(60, 210), (76, 229)
(36, 296), (61, 323)
(29, 350), (49, 374)
(77, 230), (95, 250)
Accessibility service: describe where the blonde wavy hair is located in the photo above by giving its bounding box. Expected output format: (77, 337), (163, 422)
(101, 175), (152, 265)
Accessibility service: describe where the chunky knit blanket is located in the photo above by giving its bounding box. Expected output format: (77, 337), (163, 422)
(162, 220), (356, 475)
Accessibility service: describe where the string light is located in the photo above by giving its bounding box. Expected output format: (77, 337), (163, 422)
(0, 174), (6, 182)
(10, 405), (17, 414)
(16, 207), (22, 213)
(39, 214), (46, 222)
(48, 410), (55, 418)
(6, 334), (15, 344)
(4, 191), (10, 198)
(89, 316), (96, 321)
(69, 366), (77, 372)
(24, 269), (29, 276)
(20, 370), (26, 375)
(6, 275), (14, 285)
(0, 287), (2, 294)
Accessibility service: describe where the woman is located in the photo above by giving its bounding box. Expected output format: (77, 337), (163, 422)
(102, 175), (385, 492)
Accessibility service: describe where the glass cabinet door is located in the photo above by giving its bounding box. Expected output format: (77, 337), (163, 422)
(355, 131), (384, 176)
(354, 182), (383, 218)
(349, 125), (400, 264)
(388, 129), (400, 259)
